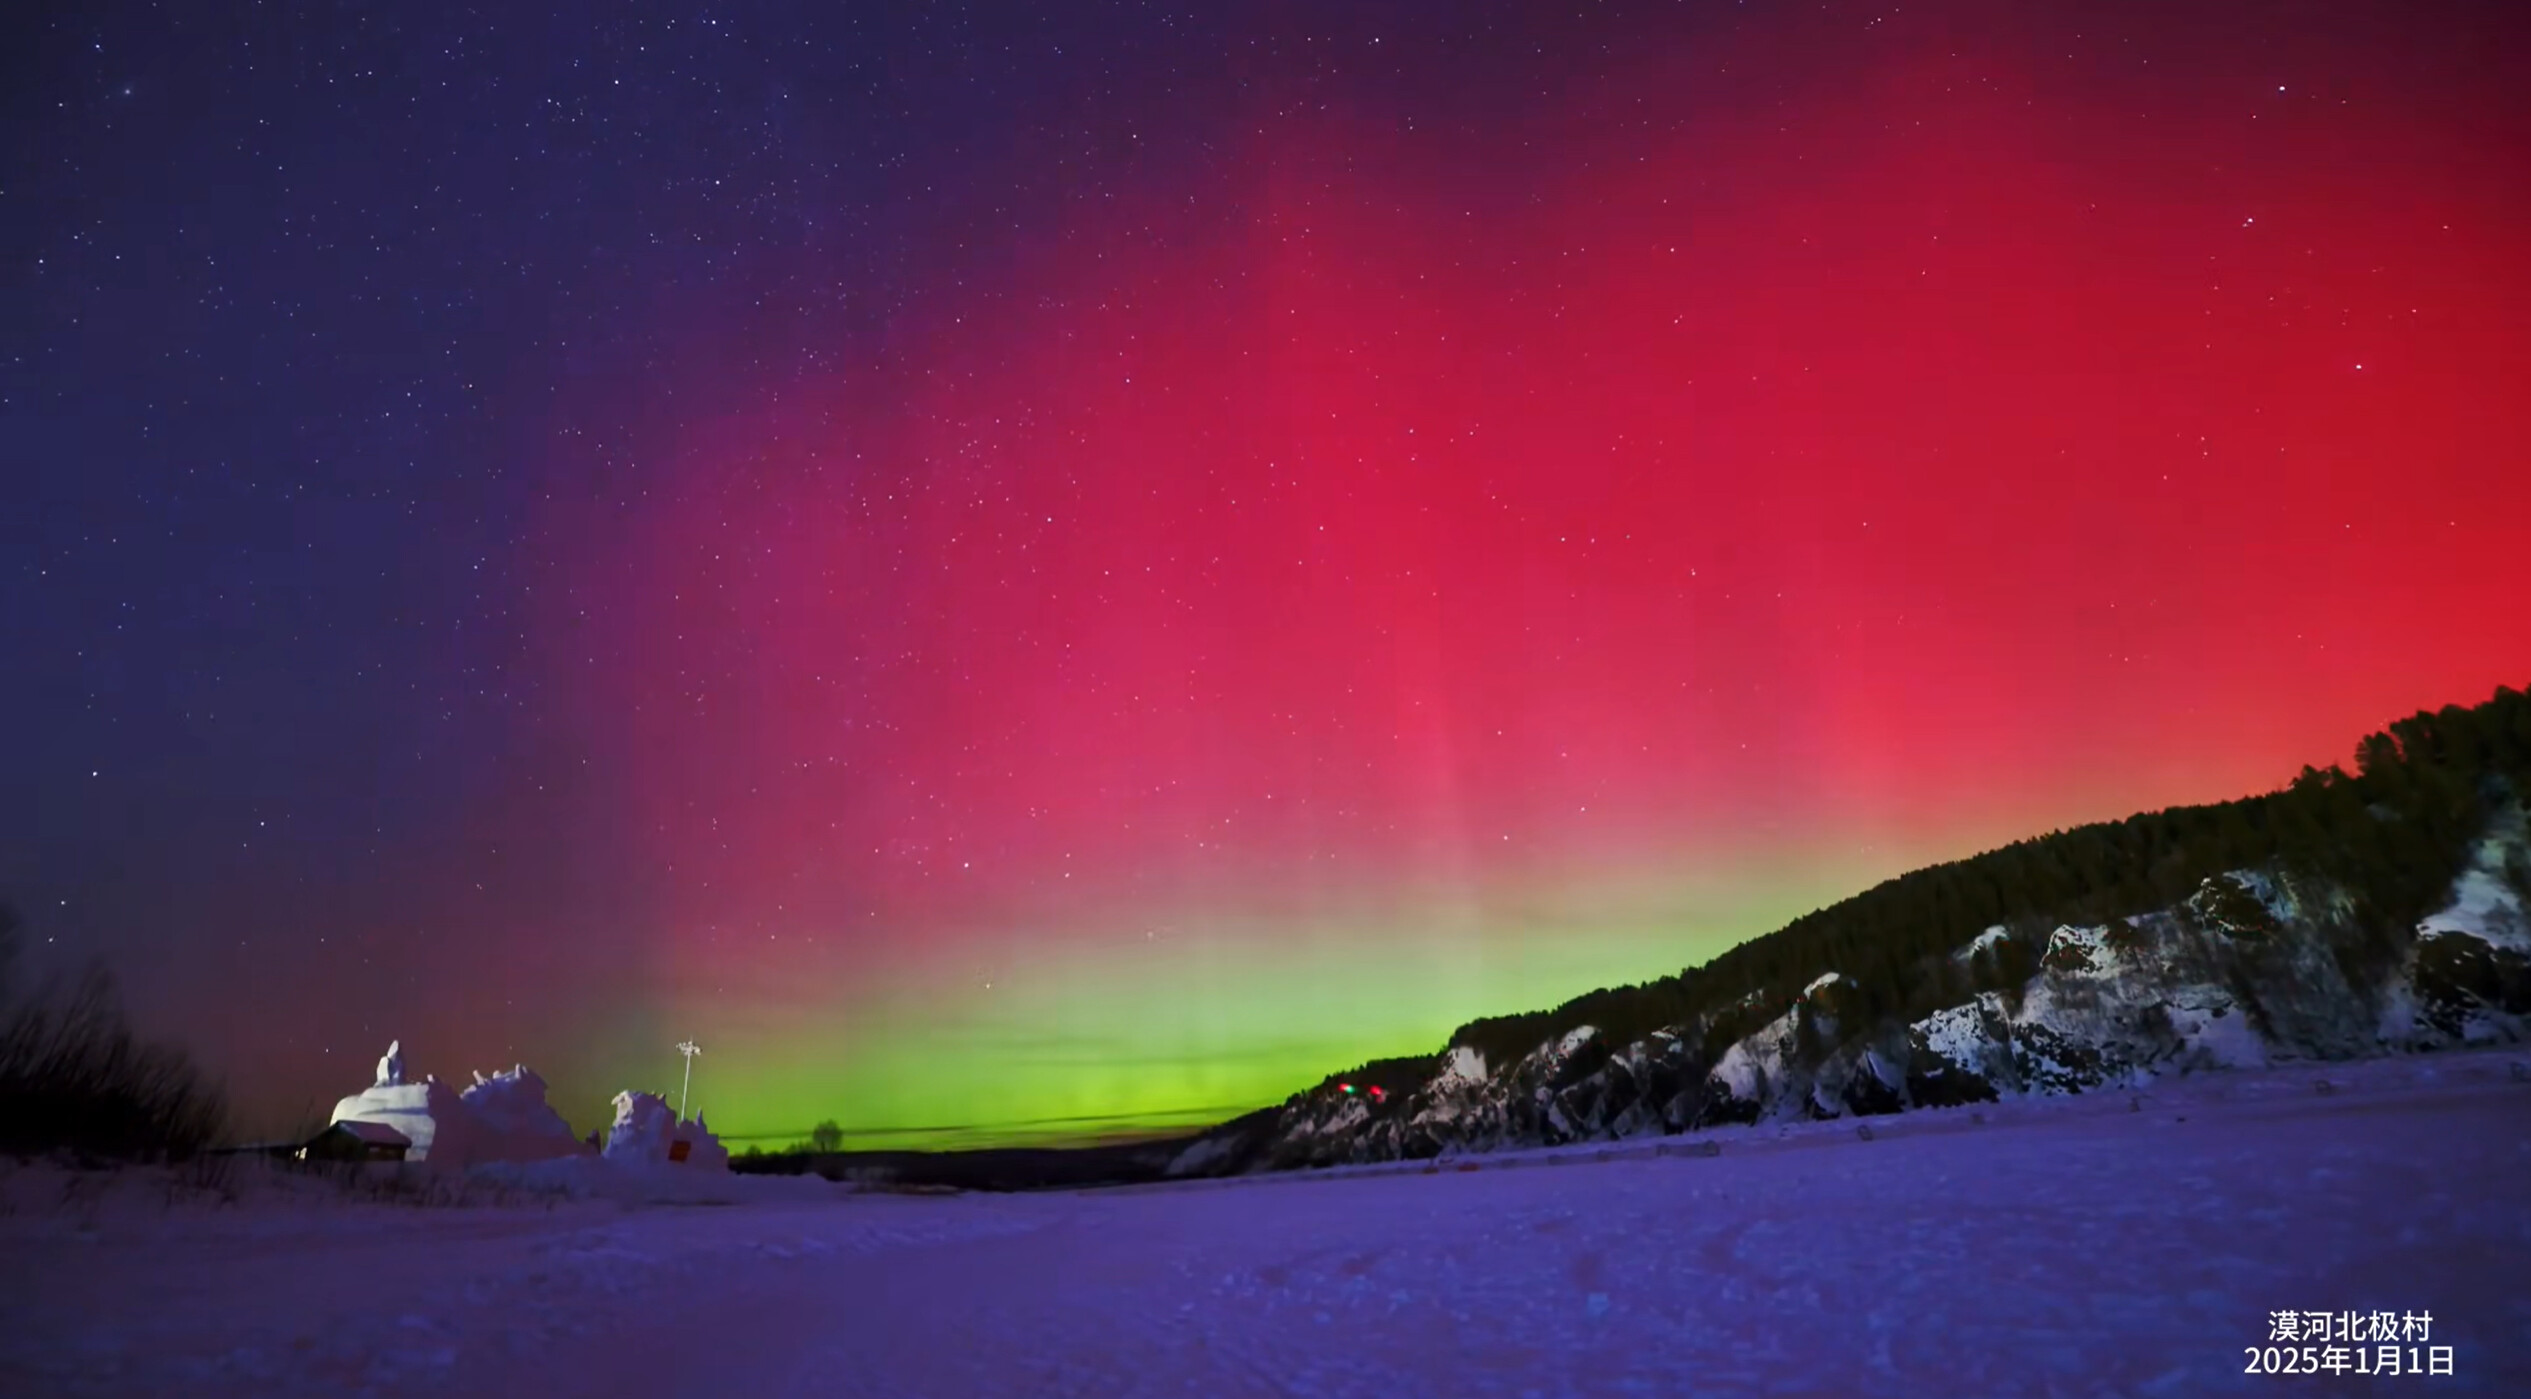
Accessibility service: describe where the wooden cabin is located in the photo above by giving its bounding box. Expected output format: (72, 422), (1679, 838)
(299, 1119), (412, 1163)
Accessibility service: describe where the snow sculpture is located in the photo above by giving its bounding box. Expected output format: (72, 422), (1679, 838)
(328, 1042), (594, 1168)
(602, 1089), (730, 1170)
(676, 1111), (732, 1171)
(602, 1090), (676, 1163)
(458, 1064), (588, 1163)
(329, 1044), (475, 1166)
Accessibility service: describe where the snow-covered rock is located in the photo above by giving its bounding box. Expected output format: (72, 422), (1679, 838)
(1956, 925), (2011, 962)
(1431, 1045), (1487, 1090)
(1164, 1131), (1249, 1179)
(1709, 1006), (1799, 1106)
(2416, 799), (2531, 954)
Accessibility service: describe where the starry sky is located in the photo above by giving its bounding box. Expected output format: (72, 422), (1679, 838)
(6, 0), (2529, 1148)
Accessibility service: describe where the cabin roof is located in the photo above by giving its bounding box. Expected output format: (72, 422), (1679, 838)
(319, 1120), (413, 1147)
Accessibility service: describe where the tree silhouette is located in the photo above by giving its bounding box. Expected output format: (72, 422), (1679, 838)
(0, 901), (19, 1006)
(0, 905), (229, 1160)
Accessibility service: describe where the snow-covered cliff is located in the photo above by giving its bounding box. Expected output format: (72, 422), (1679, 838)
(1176, 797), (2531, 1177)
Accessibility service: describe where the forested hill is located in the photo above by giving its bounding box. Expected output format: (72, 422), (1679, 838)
(1174, 683), (2531, 1174)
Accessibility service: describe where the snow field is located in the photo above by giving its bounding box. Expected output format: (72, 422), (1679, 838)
(3, 1048), (2526, 1398)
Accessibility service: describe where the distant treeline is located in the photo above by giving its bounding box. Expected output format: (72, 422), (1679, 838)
(1314, 684), (2531, 1098)
(733, 1137), (1193, 1192)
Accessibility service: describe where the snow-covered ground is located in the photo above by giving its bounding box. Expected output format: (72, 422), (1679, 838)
(4, 1049), (2527, 1398)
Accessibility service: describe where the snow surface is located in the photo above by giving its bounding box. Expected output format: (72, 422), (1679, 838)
(13, 1051), (2521, 1397)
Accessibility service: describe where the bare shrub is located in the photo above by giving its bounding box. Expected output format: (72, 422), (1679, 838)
(0, 905), (230, 1161)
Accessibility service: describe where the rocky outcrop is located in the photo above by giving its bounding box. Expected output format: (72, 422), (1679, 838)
(1173, 801), (2531, 1177)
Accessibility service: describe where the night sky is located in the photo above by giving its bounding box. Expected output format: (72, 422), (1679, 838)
(7, 0), (2528, 1148)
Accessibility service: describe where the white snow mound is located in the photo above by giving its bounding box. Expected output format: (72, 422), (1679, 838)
(604, 1091), (730, 1171)
(327, 1042), (591, 1169)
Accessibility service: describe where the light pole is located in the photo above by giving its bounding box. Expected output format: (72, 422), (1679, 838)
(675, 1040), (702, 1122)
